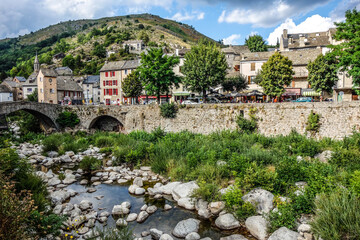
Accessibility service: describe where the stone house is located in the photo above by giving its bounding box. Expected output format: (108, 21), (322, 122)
(0, 85), (13, 102)
(99, 59), (140, 105)
(37, 68), (83, 104)
(122, 40), (145, 53)
(1, 80), (23, 101)
(82, 75), (101, 104)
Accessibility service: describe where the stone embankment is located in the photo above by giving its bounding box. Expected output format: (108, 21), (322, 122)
(14, 142), (316, 240)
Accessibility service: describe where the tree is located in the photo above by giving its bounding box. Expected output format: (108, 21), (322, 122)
(91, 43), (106, 58)
(257, 52), (294, 98)
(62, 55), (75, 70)
(122, 71), (143, 104)
(245, 35), (268, 52)
(222, 74), (248, 92)
(307, 54), (338, 94)
(330, 9), (360, 87)
(138, 31), (149, 45)
(27, 90), (38, 102)
(182, 39), (228, 100)
(138, 48), (180, 103)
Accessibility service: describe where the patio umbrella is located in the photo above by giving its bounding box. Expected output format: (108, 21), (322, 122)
(247, 90), (265, 97)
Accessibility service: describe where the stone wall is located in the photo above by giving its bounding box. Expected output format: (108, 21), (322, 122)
(112, 102), (360, 140)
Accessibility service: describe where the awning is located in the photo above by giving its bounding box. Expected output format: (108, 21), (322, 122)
(173, 92), (191, 96)
(302, 91), (322, 96)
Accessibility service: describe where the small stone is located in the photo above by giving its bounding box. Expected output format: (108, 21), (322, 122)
(150, 228), (163, 240)
(137, 211), (149, 223)
(135, 187), (146, 195)
(116, 218), (127, 227)
(79, 200), (93, 210)
(215, 213), (240, 230)
(146, 205), (158, 214)
(140, 204), (148, 211)
(133, 177), (144, 187)
(87, 188), (97, 193)
(126, 213), (138, 222)
(186, 232), (201, 240)
(164, 204), (172, 211)
(173, 218), (201, 238)
(160, 234), (174, 240)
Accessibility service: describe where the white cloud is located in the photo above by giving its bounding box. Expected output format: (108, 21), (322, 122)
(223, 34), (241, 45)
(170, 11), (205, 21)
(330, 0), (360, 22)
(217, 0), (330, 27)
(267, 14), (335, 45)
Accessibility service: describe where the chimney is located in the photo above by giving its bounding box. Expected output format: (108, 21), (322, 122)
(299, 35), (305, 47)
(283, 29), (288, 38)
(289, 37), (293, 44)
(176, 49), (179, 56)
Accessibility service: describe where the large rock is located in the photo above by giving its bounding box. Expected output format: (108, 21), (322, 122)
(185, 232), (201, 240)
(220, 235), (248, 240)
(242, 188), (274, 214)
(126, 213), (138, 222)
(160, 234), (174, 240)
(178, 197), (196, 210)
(215, 213), (240, 230)
(268, 227), (300, 240)
(63, 174), (77, 184)
(172, 181), (199, 201)
(50, 190), (71, 204)
(150, 228), (163, 240)
(137, 211), (149, 223)
(314, 150), (333, 163)
(79, 200), (93, 210)
(159, 181), (182, 195)
(48, 177), (61, 186)
(209, 201), (225, 215)
(133, 177), (144, 187)
(48, 151), (59, 158)
(135, 187), (146, 195)
(112, 205), (130, 215)
(245, 216), (268, 240)
(173, 218), (201, 238)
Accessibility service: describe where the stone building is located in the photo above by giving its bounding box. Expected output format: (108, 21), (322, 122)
(37, 68), (58, 104)
(57, 76), (84, 105)
(0, 85), (13, 102)
(82, 75), (101, 104)
(122, 40), (145, 53)
(0, 80), (21, 101)
(23, 54), (40, 100)
(100, 59), (140, 105)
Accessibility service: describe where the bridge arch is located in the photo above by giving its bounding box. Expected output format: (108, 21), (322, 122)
(88, 115), (124, 132)
(0, 102), (60, 131)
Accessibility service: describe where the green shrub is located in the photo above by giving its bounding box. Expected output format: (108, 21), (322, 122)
(239, 162), (277, 192)
(88, 226), (134, 240)
(267, 201), (298, 232)
(42, 134), (65, 153)
(112, 146), (132, 165)
(350, 170), (360, 195)
(311, 189), (360, 240)
(193, 179), (220, 202)
(56, 111), (80, 128)
(79, 156), (102, 172)
(236, 115), (257, 134)
(160, 103), (178, 118)
(95, 136), (115, 148)
(306, 110), (321, 136)
(222, 186), (256, 220)
(29, 211), (64, 237)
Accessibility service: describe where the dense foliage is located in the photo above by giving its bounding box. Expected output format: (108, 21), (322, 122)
(56, 111), (80, 128)
(307, 54), (338, 93)
(331, 9), (360, 87)
(257, 52), (294, 97)
(160, 103), (178, 118)
(138, 48), (180, 103)
(222, 74), (248, 92)
(122, 71), (143, 101)
(182, 39), (228, 99)
(245, 34), (268, 52)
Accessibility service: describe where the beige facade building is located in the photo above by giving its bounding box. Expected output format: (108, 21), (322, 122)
(100, 60), (140, 105)
(37, 68), (58, 104)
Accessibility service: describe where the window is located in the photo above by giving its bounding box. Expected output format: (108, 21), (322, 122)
(248, 76), (256, 84)
(234, 65), (240, 72)
(109, 89), (113, 95)
(87, 84), (89, 88)
(113, 80), (116, 86)
(251, 63), (256, 71)
(112, 71), (115, 77)
(40, 77), (43, 82)
(103, 81), (105, 86)
(50, 89), (54, 93)
(40, 88), (43, 93)
(109, 81), (112, 86)
(27, 88), (32, 92)
(125, 69), (128, 75)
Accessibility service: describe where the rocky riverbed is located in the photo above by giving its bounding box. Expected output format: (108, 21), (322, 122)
(13, 142), (314, 240)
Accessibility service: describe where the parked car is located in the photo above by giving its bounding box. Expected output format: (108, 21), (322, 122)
(293, 97), (313, 102)
(182, 100), (198, 104)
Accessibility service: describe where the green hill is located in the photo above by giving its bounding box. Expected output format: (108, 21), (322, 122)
(0, 14), (215, 80)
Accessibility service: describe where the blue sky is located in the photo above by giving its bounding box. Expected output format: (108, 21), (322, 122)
(0, 0), (358, 45)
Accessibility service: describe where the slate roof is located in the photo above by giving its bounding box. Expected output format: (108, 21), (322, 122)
(55, 66), (73, 76)
(100, 59), (141, 72)
(222, 45), (250, 55)
(241, 48), (322, 66)
(40, 68), (57, 77)
(57, 76), (82, 91)
(284, 31), (331, 49)
(14, 76), (26, 82)
(83, 75), (100, 84)
(0, 84), (12, 93)
(2, 80), (21, 88)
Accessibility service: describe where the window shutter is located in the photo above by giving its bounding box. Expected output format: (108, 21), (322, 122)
(113, 71), (115, 77)
(104, 89), (106, 95)
(105, 72), (108, 77)
(103, 81), (105, 86)
(248, 76), (251, 84)
(292, 80), (295, 88)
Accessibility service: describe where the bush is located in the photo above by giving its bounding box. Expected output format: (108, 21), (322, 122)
(236, 115), (257, 134)
(311, 189), (360, 240)
(95, 136), (115, 148)
(160, 103), (178, 118)
(222, 186), (256, 220)
(79, 156), (102, 172)
(306, 110), (321, 136)
(193, 177), (220, 202)
(267, 201), (298, 232)
(56, 111), (80, 128)
(42, 133), (65, 153)
(239, 162), (277, 192)
(350, 170), (360, 195)
(88, 226), (133, 240)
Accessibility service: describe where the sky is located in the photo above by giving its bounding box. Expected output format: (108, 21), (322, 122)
(0, 0), (359, 45)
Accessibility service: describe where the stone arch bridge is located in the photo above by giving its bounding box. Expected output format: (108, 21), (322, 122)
(0, 102), (136, 132)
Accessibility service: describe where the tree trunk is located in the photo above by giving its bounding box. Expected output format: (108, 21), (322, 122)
(203, 89), (207, 103)
(166, 92), (169, 103)
(146, 92), (148, 104)
(157, 91), (161, 105)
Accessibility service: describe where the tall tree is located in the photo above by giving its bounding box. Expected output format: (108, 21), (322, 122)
(222, 74), (248, 92)
(257, 52), (294, 98)
(122, 71), (143, 104)
(245, 35), (268, 52)
(307, 54), (338, 94)
(182, 39), (228, 100)
(330, 8), (360, 87)
(138, 48), (180, 103)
